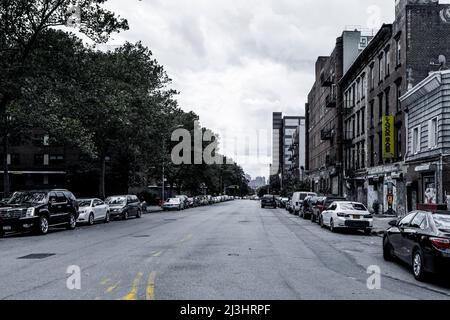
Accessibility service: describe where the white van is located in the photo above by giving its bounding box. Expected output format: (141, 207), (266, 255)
(291, 192), (317, 215)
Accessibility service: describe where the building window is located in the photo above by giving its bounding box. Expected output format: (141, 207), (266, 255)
(396, 125), (402, 159)
(49, 154), (65, 165)
(352, 84), (356, 107)
(352, 116), (356, 139)
(378, 94), (383, 122)
(396, 38), (402, 67)
(357, 79), (361, 102)
(429, 118), (438, 149)
(385, 88), (390, 116)
(370, 101), (374, 128)
(396, 80), (402, 112)
(361, 73), (366, 99)
(361, 107), (366, 133)
(378, 54), (384, 82)
(370, 63), (375, 90)
(378, 132), (383, 165)
(357, 111), (360, 136)
(361, 141), (366, 168)
(385, 49), (390, 76)
(370, 136), (375, 166)
(412, 126), (421, 154)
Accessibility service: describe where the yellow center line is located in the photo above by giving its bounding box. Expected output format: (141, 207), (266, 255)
(105, 280), (121, 294)
(153, 251), (163, 257)
(123, 272), (144, 300)
(179, 234), (193, 243)
(146, 271), (157, 301)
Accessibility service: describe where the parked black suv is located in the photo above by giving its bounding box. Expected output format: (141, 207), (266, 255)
(261, 195), (277, 209)
(0, 189), (79, 237)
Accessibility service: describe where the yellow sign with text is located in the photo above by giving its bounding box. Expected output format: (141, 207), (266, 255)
(382, 116), (395, 159)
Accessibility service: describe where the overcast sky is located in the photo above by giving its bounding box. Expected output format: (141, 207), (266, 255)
(98, 0), (394, 179)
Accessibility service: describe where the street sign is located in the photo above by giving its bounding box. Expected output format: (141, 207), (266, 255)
(382, 116), (395, 159)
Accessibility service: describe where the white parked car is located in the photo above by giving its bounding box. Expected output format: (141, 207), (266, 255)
(320, 201), (373, 234)
(77, 198), (110, 225)
(163, 198), (183, 211)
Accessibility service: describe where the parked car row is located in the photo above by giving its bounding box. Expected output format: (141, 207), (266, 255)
(162, 194), (235, 211)
(0, 189), (198, 238)
(275, 192), (374, 235)
(268, 191), (450, 282)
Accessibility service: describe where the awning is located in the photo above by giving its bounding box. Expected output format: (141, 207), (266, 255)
(0, 171), (66, 175)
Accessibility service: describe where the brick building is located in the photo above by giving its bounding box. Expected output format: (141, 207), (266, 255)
(306, 30), (372, 196)
(340, 0), (450, 215)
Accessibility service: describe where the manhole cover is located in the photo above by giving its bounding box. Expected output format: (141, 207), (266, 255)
(228, 253), (240, 257)
(18, 253), (55, 260)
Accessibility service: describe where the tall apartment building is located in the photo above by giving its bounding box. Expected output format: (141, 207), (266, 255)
(270, 112), (283, 177)
(340, 0), (450, 215)
(270, 113), (304, 184)
(290, 123), (306, 179)
(306, 30), (373, 196)
(282, 116), (304, 176)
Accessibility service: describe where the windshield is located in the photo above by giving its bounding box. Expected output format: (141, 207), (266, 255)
(339, 203), (367, 211)
(8, 192), (47, 205)
(78, 200), (92, 207)
(167, 198), (180, 204)
(263, 195), (274, 199)
(106, 197), (126, 205)
(433, 214), (450, 230)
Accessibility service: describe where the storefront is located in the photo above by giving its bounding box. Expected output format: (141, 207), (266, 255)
(367, 163), (406, 216)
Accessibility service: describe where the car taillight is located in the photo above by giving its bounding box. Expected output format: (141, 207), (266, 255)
(337, 212), (347, 217)
(430, 237), (450, 250)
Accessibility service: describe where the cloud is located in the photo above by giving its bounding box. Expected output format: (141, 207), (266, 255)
(99, 0), (394, 178)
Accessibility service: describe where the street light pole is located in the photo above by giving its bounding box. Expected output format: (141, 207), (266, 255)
(162, 140), (165, 204)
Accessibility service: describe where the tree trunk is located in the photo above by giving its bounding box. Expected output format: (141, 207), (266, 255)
(99, 153), (106, 199)
(2, 132), (9, 197)
(1, 97), (10, 197)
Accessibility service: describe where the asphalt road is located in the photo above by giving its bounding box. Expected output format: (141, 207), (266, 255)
(1, 200), (450, 300)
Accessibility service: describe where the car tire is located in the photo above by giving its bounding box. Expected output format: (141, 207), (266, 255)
(67, 213), (77, 230)
(412, 249), (427, 281)
(136, 209), (142, 219)
(364, 228), (372, 235)
(88, 213), (95, 226)
(311, 213), (316, 223)
(122, 211), (129, 221)
(36, 215), (49, 235)
(383, 238), (394, 262)
(319, 216), (325, 228)
(0, 230), (4, 238)
(104, 212), (110, 223)
(330, 219), (337, 233)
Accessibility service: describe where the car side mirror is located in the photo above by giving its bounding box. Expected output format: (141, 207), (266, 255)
(389, 220), (398, 227)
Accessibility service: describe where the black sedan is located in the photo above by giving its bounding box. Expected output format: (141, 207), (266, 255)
(383, 210), (450, 281)
(261, 195), (277, 209)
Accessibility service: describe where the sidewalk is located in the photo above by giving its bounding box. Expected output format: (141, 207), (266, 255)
(372, 216), (397, 237)
(145, 206), (163, 213)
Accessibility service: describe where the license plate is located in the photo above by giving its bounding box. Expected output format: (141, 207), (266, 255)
(3, 226), (11, 231)
(353, 215), (361, 219)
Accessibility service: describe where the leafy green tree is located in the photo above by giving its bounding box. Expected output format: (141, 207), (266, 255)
(0, 0), (128, 195)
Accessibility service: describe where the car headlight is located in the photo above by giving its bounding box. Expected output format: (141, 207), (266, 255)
(26, 207), (35, 217)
